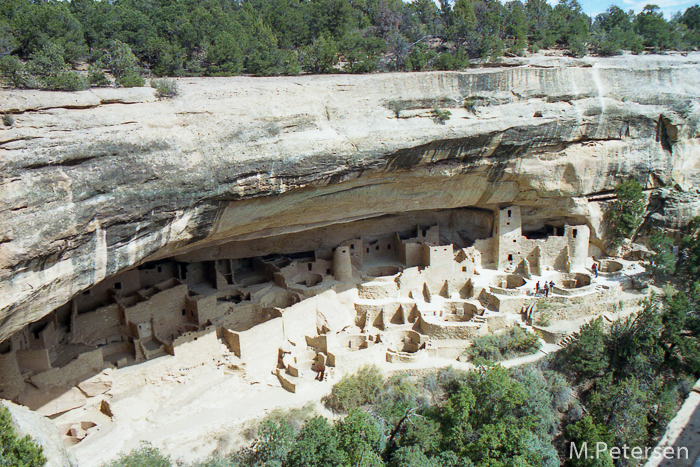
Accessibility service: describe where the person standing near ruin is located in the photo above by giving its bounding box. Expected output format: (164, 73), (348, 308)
(315, 363), (325, 381)
(544, 282), (549, 297)
(535, 281), (540, 295)
(592, 262), (598, 278)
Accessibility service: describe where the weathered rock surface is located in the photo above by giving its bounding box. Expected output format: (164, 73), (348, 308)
(1, 53), (700, 342)
(1, 399), (75, 467)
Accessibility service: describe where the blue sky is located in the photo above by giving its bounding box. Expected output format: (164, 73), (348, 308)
(571, 0), (697, 19)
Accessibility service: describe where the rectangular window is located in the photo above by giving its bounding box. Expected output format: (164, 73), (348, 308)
(508, 254), (513, 261)
(573, 229), (578, 238)
(114, 282), (122, 290)
(507, 210), (512, 218)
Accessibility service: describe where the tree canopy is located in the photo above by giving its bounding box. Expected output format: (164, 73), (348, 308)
(0, 0), (699, 87)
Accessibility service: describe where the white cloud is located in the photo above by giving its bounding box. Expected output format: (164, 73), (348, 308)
(616, 0), (690, 17)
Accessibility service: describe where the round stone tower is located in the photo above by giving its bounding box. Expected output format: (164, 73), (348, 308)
(333, 247), (353, 281)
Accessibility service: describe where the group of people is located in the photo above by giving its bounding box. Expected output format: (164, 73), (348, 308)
(535, 280), (556, 297)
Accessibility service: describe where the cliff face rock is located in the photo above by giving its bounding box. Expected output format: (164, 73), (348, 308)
(1, 53), (700, 342)
(1, 400), (75, 467)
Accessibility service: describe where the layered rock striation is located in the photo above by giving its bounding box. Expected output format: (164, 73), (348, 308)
(1, 53), (700, 342)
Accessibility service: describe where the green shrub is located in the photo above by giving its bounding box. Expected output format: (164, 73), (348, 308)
(403, 42), (436, 71)
(28, 42), (67, 79)
(463, 97), (477, 113)
(0, 22), (18, 59)
(44, 71), (87, 91)
(0, 55), (33, 88)
(2, 112), (14, 127)
(118, 71), (145, 88)
(102, 442), (170, 467)
(431, 49), (469, 71)
(388, 100), (406, 118)
(605, 179), (646, 247)
(479, 35), (505, 58)
(509, 38), (527, 56)
(677, 216), (700, 285)
(287, 416), (346, 467)
(0, 405), (47, 467)
(244, 419), (295, 466)
(325, 365), (383, 412)
(629, 34), (645, 54)
(565, 416), (614, 467)
(534, 312), (551, 327)
(151, 78), (178, 98)
(101, 40), (139, 80)
(463, 326), (541, 362)
(553, 316), (608, 380)
(300, 36), (339, 74)
(646, 231), (675, 278)
(88, 65), (110, 87)
(432, 107), (451, 125)
(262, 404), (314, 432)
(189, 455), (239, 467)
(568, 37), (588, 57)
(332, 409), (386, 466)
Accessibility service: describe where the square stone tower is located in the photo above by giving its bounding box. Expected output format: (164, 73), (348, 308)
(495, 206), (522, 270)
(565, 225), (590, 270)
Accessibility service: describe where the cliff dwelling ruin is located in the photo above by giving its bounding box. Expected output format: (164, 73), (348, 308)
(0, 204), (650, 447)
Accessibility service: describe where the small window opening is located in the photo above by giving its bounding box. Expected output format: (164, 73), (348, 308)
(351, 244), (355, 250)
(507, 210), (512, 217)
(308, 263), (312, 271)
(366, 248), (370, 253)
(387, 245), (391, 250)
(573, 229), (578, 238)
(326, 269), (331, 274)
(114, 282), (122, 290)
(508, 254), (513, 261)
(182, 309), (186, 316)
(83, 290), (91, 295)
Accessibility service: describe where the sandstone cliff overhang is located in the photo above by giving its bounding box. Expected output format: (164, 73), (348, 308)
(1, 53), (700, 342)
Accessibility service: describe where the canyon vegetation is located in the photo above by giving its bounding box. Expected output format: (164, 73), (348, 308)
(0, 0), (700, 90)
